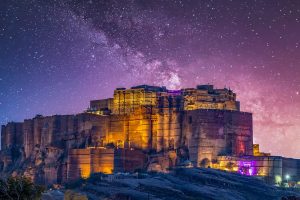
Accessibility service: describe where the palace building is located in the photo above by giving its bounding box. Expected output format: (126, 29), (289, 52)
(0, 85), (299, 185)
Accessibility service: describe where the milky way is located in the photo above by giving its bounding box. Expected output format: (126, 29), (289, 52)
(0, 0), (299, 158)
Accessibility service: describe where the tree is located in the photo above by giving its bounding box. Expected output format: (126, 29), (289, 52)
(0, 176), (45, 200)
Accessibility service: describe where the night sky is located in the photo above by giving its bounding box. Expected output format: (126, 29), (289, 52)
(0, 0), (299, 158)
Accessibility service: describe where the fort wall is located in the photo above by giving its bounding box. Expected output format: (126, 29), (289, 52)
(0, 84), (298, 186)
(67, 148), (146, 181)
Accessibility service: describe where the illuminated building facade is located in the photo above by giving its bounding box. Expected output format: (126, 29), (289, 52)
(67, 148), (146, 180)
(0, 85), (299, 185)
(216, 155), (300, 185)
(85, 85), (252, 165)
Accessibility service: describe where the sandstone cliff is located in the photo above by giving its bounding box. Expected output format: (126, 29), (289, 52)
(0, 113), (106, 184)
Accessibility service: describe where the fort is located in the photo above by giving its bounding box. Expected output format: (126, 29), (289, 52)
(0, 84), (299, 186)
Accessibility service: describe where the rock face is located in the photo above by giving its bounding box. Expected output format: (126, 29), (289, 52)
(59, 168), (300, 200)
(0, 110), (252, 185)
(0, 113), (106, 184)
(0, 85), (253, 185)
(41, 190), (64, 200)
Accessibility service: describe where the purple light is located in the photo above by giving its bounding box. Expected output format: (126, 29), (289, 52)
(167, 90), (181, 95)
(238, 160), (257, 176)
(249, 168), (253, 176)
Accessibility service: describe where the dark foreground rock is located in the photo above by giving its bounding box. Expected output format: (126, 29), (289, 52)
(44, 168), (300, 200)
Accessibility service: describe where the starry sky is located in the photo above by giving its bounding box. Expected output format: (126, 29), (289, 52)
(0, 0), (299, 158)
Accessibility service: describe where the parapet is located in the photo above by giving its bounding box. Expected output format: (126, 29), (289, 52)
(89, 84), (240, 116)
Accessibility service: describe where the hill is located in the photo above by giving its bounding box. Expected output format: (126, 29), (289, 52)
(43, 168), (300, 200)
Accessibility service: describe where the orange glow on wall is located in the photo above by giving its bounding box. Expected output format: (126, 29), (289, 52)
(80, 164), (91, 179)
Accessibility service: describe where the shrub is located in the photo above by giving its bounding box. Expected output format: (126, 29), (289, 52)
(0, 176), (45, 200)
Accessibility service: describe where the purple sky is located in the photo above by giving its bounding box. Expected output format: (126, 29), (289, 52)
(0, 0), (299, 158)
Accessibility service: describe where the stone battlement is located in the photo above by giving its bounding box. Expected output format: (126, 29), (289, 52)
(88, 84), (240, 115)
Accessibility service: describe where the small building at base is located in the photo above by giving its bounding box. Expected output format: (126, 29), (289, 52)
(67, 148), (146, 181)
(214, 155), (300, 185)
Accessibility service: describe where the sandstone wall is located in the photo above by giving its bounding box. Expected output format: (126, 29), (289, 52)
(3, 114), (108, 158)
(1, 125), (5, 150)
(0, 108), (253, 184)
(156, 111), (182, 151)
(104, 108), (253, 169)
(216, 155), (300, 185)
(182, 109), (253, 167)
(1, 122), (23, 149)
(107, 107), (157, 150)
(0, 113), (109, 184)
(67, 148), (146, 181)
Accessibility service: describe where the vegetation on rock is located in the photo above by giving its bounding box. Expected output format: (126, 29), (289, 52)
(0, 175), (45, 200)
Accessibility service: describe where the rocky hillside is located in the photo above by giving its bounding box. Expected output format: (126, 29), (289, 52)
(43, 168), (300, 200)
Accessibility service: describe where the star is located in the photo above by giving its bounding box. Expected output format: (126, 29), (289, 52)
(0, 0), (299, 158)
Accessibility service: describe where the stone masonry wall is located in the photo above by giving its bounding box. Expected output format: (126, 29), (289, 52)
(0, 113), (108, 184)
(0, 109), (253, 184)
(182, 109), (253, 167)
